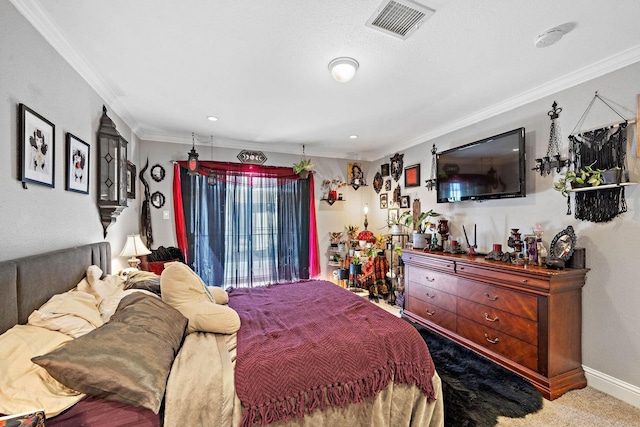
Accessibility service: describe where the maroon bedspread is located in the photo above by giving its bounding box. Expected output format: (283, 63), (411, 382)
(228, 280), (436, 427)
(47, 396), (159, 427)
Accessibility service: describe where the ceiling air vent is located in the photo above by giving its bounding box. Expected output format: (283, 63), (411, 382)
(366, 0), (435, 40)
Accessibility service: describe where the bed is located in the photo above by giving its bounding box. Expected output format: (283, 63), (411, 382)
(0, 242), (443, 426)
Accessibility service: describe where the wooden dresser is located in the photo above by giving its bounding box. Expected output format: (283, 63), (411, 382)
(402, 249), (589, 400)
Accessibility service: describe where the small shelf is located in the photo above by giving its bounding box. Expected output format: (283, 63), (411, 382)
(321, 198), (345, 205)
(569, 182), (637, 193)
(350, 183), (368, 191)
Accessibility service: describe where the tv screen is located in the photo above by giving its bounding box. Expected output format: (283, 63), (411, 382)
(436, 127), (526, 203)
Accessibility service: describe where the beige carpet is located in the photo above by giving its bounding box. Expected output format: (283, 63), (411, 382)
(498, 386), (640, 426)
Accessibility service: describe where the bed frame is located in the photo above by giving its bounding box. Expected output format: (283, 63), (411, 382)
(0, 242), (111, 335)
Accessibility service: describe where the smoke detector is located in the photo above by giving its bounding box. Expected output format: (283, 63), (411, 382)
(535, 28), (564, 48)
(366, 0), (435, 40)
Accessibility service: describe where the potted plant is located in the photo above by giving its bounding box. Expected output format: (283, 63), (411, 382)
(349, 254), (361, 275)
(399, 209), (440, 249)
(553, 164), (605, 197)
(292, 158), (314, 179)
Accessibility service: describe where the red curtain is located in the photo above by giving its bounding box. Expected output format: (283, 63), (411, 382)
(172, 162), (189, 264)
(308, 174), (320, 277)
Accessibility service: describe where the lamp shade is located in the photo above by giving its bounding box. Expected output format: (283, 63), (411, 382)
(120, 234), (152, 258)
(328, 57), (359, 83)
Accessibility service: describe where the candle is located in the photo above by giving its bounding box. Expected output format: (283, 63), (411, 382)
(474, 224), (477, 246)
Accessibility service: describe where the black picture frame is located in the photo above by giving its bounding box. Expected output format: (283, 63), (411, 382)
(65, 133), (90, 194)
(385, 179), (391, 191)
(404, 164), (420, 188)
(400, 195), (410, 208)
(380, 193), (388, 209)
(381, 163), (390, 177)
(126, 161), (136, 199)
(151, 191), (165, 208)
(151, 164), (166, 182)
(19, 103), (55, 188)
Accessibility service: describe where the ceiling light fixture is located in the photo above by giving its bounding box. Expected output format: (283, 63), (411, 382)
(328, 57), (359, 83)
(187, 132), (200, 176)
(350, 135), (358, 139)
(207, 116), (218, 122)
(534, 28), (564, 48)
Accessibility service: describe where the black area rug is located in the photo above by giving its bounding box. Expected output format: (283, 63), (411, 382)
(413, 323), (543, 427)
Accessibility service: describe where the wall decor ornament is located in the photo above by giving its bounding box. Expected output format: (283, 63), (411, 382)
(151, 164), (166, 182)
(151, 191), (165, 209)
(381, 163), (390, 177)
(400, 195), (410, 208)
(404, 164), (420, 187)
(238, 149), (267, 165)
(393, 184), (402, 204)
(65, 133), (89, 194)
(97, 105), (128, 237)
(425, 144), (437, 190)
(373, 172), (383, 193)
(19, 103), (55, 188)
(385, 179), (391, 191)
(347, 161), (366, 189)
(390, 153), (404, 182)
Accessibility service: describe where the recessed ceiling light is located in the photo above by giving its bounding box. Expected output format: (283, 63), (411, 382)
(349, 135), (358, 139)
(207, 116), (218, 122)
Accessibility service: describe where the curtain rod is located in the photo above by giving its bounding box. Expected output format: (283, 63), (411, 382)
(570, 118), (636, 136)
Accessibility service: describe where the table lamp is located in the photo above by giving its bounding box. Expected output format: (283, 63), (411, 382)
(120, 234), (151, 268)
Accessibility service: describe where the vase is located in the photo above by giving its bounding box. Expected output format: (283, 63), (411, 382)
(437, 219), (449, 243)
(412, 233), (430, 250)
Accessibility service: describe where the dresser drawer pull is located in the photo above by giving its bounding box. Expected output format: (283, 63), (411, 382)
(425, 292), (436, 299)
(484, 292), (499, 301)
(484, 313), (499, 322)
(425, 276), (435, 282)
(522, 279), (528, 283)
(484, 333), (500, 344)
(425, 309), (435, 316)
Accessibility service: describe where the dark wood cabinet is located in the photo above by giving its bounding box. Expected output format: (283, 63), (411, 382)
(402, 249), (589, 400)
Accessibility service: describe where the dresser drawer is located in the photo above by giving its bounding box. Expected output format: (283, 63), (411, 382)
(402, 253), (456, 273)
(456, 263), (550, 290)
(406, 267), (458, 295)
(458, 279), (538, 321)
(457, 317), (538, 371)
(407, 282), (457, 312)
(406, 296), (457, 331)
(457, 297), (538, 345)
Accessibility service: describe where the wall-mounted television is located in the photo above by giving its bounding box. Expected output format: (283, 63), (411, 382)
(436, 127), (526, 203)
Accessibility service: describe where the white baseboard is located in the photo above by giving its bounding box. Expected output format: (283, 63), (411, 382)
(584, 365), (640, 409)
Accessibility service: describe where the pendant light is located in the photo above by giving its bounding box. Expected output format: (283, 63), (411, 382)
(187, 132), (200, 176)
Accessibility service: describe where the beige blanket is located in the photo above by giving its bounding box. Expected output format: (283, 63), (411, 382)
(165, 332), (444, 427)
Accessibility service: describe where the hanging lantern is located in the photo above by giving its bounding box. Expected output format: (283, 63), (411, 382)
(187, 132), (199, 176)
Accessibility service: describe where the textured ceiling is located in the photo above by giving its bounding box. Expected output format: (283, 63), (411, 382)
(11, 0), (640, 160)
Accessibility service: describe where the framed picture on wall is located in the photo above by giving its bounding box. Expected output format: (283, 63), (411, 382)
(126, 161), (136, 199)
(381, 163), (390, 177)
(19, 103), (55, 188)
(400, 195), (410, 208)
(404, 164), (420, 187)
(65, 133), (90, 194)
(380, 193), (388, 209)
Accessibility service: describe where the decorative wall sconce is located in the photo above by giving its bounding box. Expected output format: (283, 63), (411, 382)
(533, 101), (568, 176)
(187, 132), (200, 176)
(97, 105), (128, 237)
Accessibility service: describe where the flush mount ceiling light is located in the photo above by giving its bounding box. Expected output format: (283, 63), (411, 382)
(534, 28), (564, 48)
(207, 116), (218, 122)
(328, 57), (359, 83)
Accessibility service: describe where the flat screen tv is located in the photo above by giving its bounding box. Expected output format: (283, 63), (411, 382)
(436, 127), (526, 203)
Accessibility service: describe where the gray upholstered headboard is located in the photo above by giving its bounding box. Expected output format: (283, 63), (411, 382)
(0, 242), (111, 335)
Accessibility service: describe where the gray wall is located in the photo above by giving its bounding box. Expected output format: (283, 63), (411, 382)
(0, 1), (140, 270)
(2, 0), (639, 408)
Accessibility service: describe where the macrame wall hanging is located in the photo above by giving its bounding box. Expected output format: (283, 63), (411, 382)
(425, 144), (437, 190)
(567, 92), (631, 223)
